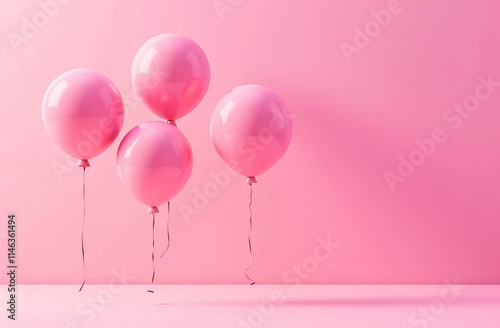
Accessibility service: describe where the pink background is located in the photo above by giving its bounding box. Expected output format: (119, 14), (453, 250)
(1, 0), (500, 284)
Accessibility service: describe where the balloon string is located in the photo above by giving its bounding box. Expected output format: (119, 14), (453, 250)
(245, 183), (256, 285)
(147, 213), (156, 293)
(79, 167), (86, 292)
(160, 201), (171, 258)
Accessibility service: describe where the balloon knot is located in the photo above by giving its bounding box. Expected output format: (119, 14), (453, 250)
(246, 176), (257, 184)
(148, 206), (159, 214)
(78, 159), (90, 167)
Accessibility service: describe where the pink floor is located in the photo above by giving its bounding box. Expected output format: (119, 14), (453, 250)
(2, 284), (500, 327)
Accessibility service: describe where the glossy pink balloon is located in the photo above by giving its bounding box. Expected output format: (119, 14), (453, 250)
(117, 121), (193, 212)
(210, 84), (293, 180)
(42, 69), (124, 167)
(131, 33), (210, 121)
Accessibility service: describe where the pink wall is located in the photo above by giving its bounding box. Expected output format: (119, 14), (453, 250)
(1, 0), (500, 284)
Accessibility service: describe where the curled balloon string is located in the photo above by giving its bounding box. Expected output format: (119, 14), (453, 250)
(79, 167), (87, 292)
(147, 213), (156, 293)
(245, 183), (256, 285)
(160, 201), (171, 258)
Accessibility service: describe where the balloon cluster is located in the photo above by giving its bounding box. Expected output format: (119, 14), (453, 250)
(43, 33), (293, 212)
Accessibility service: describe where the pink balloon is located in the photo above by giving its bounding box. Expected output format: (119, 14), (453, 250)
(116, 121), (193, 212)
(131, 33), (210, 121)
(210, 84), (293, 180)
(42, 69), (124, 167)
